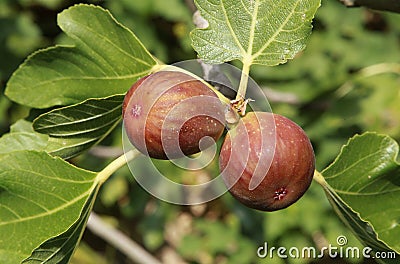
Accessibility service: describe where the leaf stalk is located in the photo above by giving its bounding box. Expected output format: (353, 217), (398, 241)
(312, 170), (326, 187)
(96, 149), (141, 185)
(236, 60), (252, 100)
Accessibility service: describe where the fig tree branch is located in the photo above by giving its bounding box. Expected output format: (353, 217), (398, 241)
(338, 0), (400, 13)
(87, 212), (162, 264)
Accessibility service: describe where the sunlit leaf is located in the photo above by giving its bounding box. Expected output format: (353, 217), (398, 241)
(22, 187), (99, 264)
(5, 4), (157, 108)
(0, 151), (97, 263)
(319, 133), (400, 258)
(191, 0), (320, 65)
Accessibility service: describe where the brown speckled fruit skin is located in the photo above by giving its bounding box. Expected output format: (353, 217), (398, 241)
(123, 71), (225, 159)
(219, 112), (315, 211)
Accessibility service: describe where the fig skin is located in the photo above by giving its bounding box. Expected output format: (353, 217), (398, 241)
(123, 71), (225, 159)
(219, 112), (315, 211)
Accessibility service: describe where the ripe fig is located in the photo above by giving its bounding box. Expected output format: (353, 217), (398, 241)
(219, 112), (315, 211)
(123, 70), (225, 159)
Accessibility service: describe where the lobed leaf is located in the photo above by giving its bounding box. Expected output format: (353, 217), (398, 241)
(191, 0), (321, 65)
(320, 133), (400, 257)
(5, 4), (157, 108)
(0, 151), (97, 263)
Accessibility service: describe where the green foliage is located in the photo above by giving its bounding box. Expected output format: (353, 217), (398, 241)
(0, 119), (52, 154)
(178, 217), (255, 263)
(0, 94), (124, 159)
(23, 189), (98, 263)
(0, 151), (97, 263)
(0, 3), (42, 81)
(191, 0), (320, 65)
(319, 133), (400, 255)
(5, 4), (157, 108)
(33, 95), (124, 159)
(103, 0), (194, 62)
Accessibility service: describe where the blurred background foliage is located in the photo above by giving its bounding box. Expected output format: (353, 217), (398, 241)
(0, 0), (399, 263)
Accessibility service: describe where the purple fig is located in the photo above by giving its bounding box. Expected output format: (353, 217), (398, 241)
(123, 71), (225, 159)
(220, 112), (315, 211)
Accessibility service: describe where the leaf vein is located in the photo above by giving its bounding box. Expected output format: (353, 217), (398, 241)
(71, 18), (153, 68)
(252, 0), (301, 59)
(220, 0), (247, 56)
(0, 185), (94, 226)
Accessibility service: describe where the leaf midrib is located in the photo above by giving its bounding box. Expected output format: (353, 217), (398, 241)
(246, 0), (259, 63)
(36, 104), (122, 132)
(16, 70), (149, 90)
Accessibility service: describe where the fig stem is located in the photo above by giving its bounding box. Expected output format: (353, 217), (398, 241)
(313, 170), (327, 187)
(96, 149), (141, 186)
(236, 60), (251, 100)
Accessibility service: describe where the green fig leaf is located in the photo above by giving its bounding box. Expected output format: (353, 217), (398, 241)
(0, 120), (53, 155)
(0, 151), (97, 263)
(0, 95), (123, 159)
(22, 187), (99, 264)
(318, 133), (400, 258)
(5, 4), (157, 108)
(191, 0), (320, 65)
(33, 94), (124, 159)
